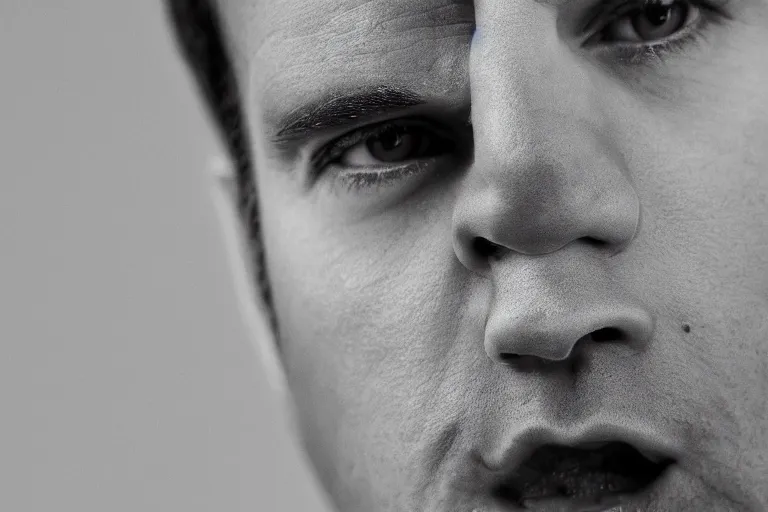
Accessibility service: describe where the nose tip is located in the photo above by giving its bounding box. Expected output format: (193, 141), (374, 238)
(486, 306), (655, 364)
(451, 110), (642, 276)
(482, 255), (655, 366)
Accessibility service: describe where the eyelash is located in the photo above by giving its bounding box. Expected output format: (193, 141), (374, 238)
(309, 119), (461, 192)
(584, 0), (729, 60)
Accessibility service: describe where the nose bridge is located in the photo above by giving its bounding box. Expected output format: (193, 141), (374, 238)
(457, 7), (641, 268)
(469, 0), (590, 152)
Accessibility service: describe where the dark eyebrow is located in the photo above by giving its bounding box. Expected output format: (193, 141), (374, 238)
(271, 85), (428, 146)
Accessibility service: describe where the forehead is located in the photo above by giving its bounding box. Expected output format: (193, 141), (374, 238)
(218, 0), (475, 128)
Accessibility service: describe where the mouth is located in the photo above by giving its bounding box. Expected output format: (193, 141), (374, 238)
(490, 440), (676, 511)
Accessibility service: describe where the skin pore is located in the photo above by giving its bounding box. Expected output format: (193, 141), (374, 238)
(212, 0), (768, 510)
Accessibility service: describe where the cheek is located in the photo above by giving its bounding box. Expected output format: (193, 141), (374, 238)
(606, 17), (768, 305)
(604, 44), (768, 469)
(622, 59), (768, 305)
(257, 183), (482, 492)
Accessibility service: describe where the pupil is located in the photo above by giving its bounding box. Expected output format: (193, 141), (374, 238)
(646, 5), (670, 25)
(643, 0), (676, 25)
(379, 127), (403, 151)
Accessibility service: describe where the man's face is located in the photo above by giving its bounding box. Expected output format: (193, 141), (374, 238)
(217, 0), (768, 509)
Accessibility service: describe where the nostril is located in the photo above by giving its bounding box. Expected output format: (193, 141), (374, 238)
(583, 236), (609, 248)
(590, 327), (625, 343)
(499, 353), (522, 361)
(473, 237), (503, 259)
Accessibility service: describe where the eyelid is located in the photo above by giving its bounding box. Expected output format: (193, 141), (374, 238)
(582, 0), (642, 36)
(581, 0), (729, 42)
(309, 117), (456, 175)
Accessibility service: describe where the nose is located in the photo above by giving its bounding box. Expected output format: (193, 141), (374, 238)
(483, 252), (655, 363)
(454, 3), (640, 272)
(453, 108), (641, 273)
(456, 2), (651, 363)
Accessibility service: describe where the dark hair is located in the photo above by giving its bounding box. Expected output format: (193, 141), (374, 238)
(164, 0), (277, 334)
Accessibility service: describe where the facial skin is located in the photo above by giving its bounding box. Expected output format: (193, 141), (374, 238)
(211, 0), (768, 509)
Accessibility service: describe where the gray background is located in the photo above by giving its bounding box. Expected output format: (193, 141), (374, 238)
(0, 1), (332, 510)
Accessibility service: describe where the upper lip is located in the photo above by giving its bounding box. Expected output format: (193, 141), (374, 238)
(480, 421), (684, 484)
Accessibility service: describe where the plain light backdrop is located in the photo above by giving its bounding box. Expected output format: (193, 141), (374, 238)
(0, 1), (333, 510)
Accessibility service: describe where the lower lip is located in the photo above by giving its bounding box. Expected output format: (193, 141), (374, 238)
(608, 463), (683, 512)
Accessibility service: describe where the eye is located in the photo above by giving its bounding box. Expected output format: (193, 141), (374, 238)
(337, 123), (453, 168)
(600, 0), (698, 43)
(309, 118), (465, 192)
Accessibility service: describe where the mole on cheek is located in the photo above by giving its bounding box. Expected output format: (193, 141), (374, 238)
(682, 324), (691, 333)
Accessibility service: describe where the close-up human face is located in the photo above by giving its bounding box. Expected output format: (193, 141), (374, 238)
(215, 0), (768, 510)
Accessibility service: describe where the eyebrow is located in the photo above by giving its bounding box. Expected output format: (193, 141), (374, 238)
(271, 85), (428, 146)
